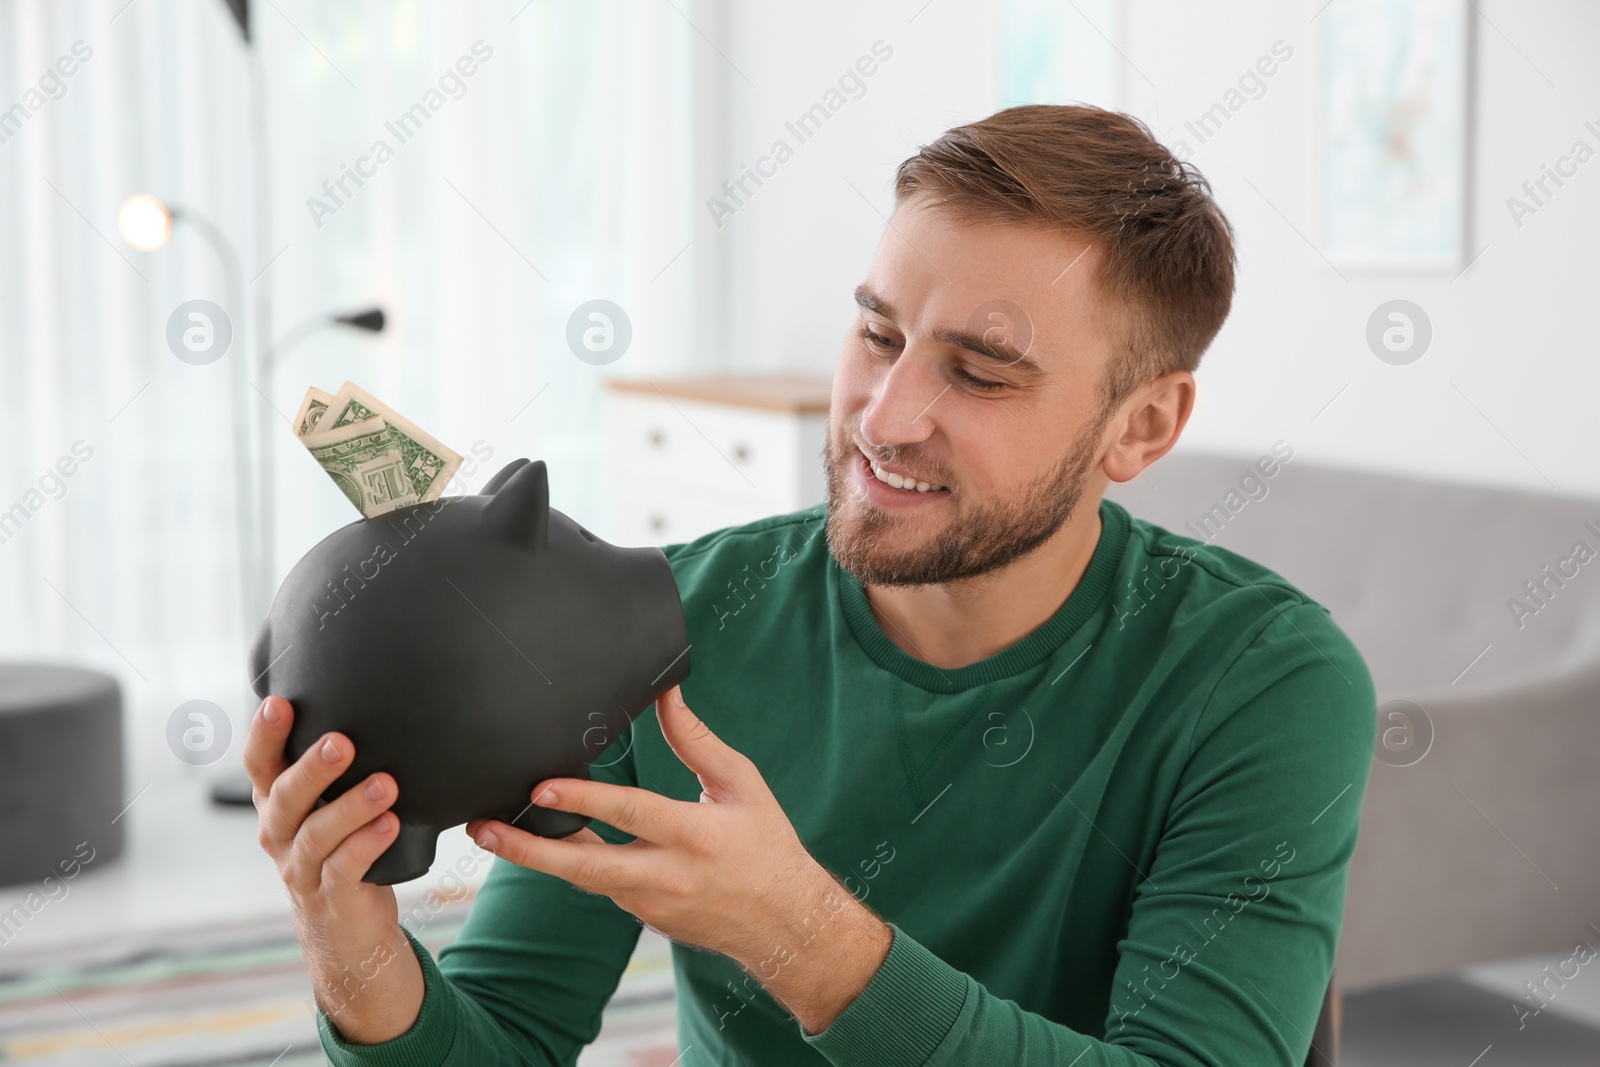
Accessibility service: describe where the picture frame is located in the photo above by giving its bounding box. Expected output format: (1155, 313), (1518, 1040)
(1314, 0), (1472, 270)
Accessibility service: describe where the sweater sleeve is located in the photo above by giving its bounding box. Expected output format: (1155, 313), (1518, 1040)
(316, 726), (648, 1066)
(804, 600), (1377, 1067)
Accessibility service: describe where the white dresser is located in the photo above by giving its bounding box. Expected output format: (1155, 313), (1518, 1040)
(604, 375), (832, 547)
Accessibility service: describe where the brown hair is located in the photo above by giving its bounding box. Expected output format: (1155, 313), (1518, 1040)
(893, 104), (1235, 409)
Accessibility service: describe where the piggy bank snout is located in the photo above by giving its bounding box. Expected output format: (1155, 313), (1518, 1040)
(608, 543), (693, 696)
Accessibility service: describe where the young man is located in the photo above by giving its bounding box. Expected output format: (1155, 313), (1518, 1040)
(248, 105), (1375, 1065)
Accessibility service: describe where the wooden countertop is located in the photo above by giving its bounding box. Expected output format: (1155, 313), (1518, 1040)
(606, 373), (832, 414)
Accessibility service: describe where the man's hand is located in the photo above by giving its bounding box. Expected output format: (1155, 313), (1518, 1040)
(245, 696), (425, 1044)
(466, 685), (892, 1035)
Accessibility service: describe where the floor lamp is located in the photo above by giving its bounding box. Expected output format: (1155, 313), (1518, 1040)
(117, 0), (397, 806)
(119, 193), (386, 804)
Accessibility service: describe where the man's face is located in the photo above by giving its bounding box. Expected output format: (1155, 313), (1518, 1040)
(824, 196), (1121, 587)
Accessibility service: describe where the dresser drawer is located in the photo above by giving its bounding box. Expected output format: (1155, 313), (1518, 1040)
(608, 474), (799, 548)
(609, 392), (810, 498)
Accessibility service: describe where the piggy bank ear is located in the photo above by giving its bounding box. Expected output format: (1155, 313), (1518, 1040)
(479, 458), (530, 495)
(483, 458), (550, 551)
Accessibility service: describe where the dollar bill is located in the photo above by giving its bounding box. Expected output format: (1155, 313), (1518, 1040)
(292, 386), (337, 437)
(319, 387), (381, 432)
(293, 381), (462, 519)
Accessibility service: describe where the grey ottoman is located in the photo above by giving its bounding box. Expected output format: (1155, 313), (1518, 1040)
(0, 664), (126, 889)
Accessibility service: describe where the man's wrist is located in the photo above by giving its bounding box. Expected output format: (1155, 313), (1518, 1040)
(311, 924), (427, 1046)
(735, 871), (894, 1035)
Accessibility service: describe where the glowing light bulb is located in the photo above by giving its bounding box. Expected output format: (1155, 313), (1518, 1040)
(117, 194), (172, 251)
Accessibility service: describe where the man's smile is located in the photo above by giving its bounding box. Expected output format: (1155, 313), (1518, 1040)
(852, 444), (952, 507)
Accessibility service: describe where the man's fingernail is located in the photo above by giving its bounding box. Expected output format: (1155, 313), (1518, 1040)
(534, 786), (558, 806)
(478, 830), (499, 851)
(321, 737), (340, 762)
(261, 699), (280, 724)
(673, 687), (687, 710)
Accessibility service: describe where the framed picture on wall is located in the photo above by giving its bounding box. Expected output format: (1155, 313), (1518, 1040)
(1315, 0), (1471, 269)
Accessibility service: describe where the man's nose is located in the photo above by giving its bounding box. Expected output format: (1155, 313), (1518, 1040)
(858, 350), (943, 450)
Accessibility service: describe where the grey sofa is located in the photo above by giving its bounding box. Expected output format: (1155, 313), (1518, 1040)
(1106, 448), (1600, 1059)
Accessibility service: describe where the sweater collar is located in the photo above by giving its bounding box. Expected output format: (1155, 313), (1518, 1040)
(829, 497), (1129, 692)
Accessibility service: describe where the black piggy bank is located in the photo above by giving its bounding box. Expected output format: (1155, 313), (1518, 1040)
(248, 458), (690, 885)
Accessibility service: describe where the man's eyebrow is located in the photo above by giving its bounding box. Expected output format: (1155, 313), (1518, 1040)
(853, 283), (1046, 378)
(854, 284), (894, 320)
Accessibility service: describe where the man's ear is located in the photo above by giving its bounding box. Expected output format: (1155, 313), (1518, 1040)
(1103, 371), (1195, 484)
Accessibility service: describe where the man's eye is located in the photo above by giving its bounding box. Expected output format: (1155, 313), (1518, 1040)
(955, 368), (1006, 392)
(860, 325), (898, 351)
(859, 326), (1005, 392)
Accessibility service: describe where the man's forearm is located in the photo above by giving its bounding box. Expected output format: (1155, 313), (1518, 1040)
(733, 871), (894, 1036)
(307, 921), (426, 1045)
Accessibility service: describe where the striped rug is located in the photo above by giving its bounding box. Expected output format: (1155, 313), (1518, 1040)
(0, 895), (680, 1066)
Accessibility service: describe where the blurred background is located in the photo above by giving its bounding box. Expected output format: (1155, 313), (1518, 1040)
(1, 1), (1597, 1064)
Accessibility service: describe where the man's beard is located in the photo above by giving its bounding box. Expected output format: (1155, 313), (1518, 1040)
(823, 404), (1111, 588)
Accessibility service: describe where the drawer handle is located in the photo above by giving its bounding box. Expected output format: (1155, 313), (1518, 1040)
(646, 428), (667, 448)
(731, 441), (752, 463)
(647, 513), (667, 532)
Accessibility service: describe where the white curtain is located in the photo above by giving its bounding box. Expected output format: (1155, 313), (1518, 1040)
(0, 0), (709, 778)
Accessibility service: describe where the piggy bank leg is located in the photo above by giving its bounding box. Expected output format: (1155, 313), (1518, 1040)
(511, 807), (590, 839)
(363, 822), (440, 885)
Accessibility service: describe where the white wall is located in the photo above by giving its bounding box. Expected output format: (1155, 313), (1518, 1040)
(711, 0), (1600, 499)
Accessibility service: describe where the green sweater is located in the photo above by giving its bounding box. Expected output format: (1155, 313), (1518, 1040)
(318, 496), (1376, 1066)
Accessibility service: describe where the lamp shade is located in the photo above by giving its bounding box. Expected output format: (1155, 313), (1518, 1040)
(333, 308), (385, 333)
